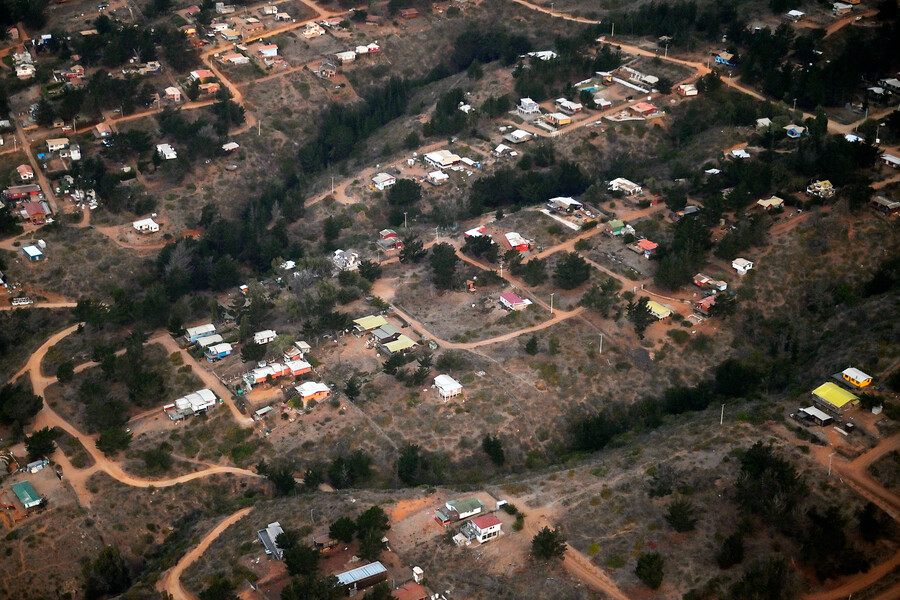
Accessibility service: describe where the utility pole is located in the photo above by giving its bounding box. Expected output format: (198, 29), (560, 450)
(550, 292), (554, 315)
(434, 226), (439, 242)
(611, 22), (614, 37)
(828, 452), (835, 477)
(403, 211), (408, 229)
(331, 176), (334, 195)
(793, 98), (797, 111)
(720, 403), (725, 425)
(258, 119), (261, 136)
(598, 333), (603, 354)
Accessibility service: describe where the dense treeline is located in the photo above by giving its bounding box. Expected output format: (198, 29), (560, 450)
(423, 88), (469, 138)
(468, 162), (590, 215)
(0, 0), (48, 32)
(297, 78), (412, 174)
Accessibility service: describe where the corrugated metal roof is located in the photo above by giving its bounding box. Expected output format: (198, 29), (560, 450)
(336, 561), (386, 585)
(812, 382), (858, 408)
(353, 315), (387, 330)
(449, 497), (484, 514)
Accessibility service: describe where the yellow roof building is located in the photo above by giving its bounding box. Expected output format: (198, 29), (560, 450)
(646, 300), (672, 320)
(353, 315), (388, 332)
(812, 382), (858, 410)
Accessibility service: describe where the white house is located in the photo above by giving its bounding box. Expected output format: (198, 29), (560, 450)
(516, 98), (542, 121)
(258, 44), (278, 58)
(555, 98), (583, 114)
(426, 171), (449, 186)
(424, 150), (461, 169)
(184, 323), (217, 343)
(732, 257), (754, 275)
(334, 50), (356, 63)
(222, 142), (240, 152)
(465, 514), (502, 543)
(295, 381), (331, 405)
(196, 334), (224, 348)
(46, 138), (69, 152)
(880, 154), (900, 169)
(434, 374), (462, 400)
(676, 83), (698, 96)
(333, 249), (360, 271)
(785, 9), (805, 21)
(608, 177), (642, 196)
(69, 144), (81, 161)
(504, 129), (532, 144)
(254, 329), (277, 345)
(156, 144), (177, 160)
(527, 50), (557, 61)
(372, 172), (396, 190)
(133, 218), (160, 233)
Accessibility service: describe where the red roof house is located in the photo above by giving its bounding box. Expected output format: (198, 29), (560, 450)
(499, 292), (532, 311)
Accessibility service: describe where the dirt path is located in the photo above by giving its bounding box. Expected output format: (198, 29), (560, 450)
(8, 324), (262, 507)
(157, 507), (253, 600)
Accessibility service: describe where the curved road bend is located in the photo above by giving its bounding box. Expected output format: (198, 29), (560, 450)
(158, 507), (253, 600)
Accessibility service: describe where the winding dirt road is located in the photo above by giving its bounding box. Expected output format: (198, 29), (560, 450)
(12, 324), (261, 506)
(157, 507), (253, 600)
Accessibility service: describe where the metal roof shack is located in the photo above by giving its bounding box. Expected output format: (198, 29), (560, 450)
(336, 561), (387, 592)
(12, 481), (41, 509)
(258, 521), (285, 560)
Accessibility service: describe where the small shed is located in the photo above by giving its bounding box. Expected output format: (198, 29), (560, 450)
(799, 406), (833, 426)
(336, 561), (388, 593)
(22, 245), (43, 261)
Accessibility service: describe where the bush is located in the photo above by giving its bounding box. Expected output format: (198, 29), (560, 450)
(665, 499), (698, 532)
(530, 526), (566, 560)
(635, 551), (664, 589)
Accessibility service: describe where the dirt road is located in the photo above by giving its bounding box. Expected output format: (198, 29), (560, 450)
(158, 507), (253, 600)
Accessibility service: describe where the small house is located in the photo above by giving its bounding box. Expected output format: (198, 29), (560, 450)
(257, 44), (278, 58)
(372, 172), (396, 190)
(729, 148), (750, 160)
(504, 129), (532, 144)
(504, 232), (530, 252)
(549, 197), (583, 212)
(189, 69), (214, 82)
(16, 164), (34, 181)
(832, 2), (852, 16)
(196, 334), (224, 349)
(757, 196), (784, 210)
(165, 87), (182, 102)
(258, 522), (286, 560)
(465, 227), (486, 238)
(635, 238), (658, 257)
(204, 342), (232, 361)
(287, 359), (311, 376)
(516, 97), (542, 121)
(676, 83), (698, 96)
(694, 295), (716, 316)
(798, 406), (832, 426)
(756, 118), (773, 129)
(22, 245), (43, 262)
(164, 389), (217, 420)
(70, 144), (81, 161)
(399, 7), (419, 18)
(499, 292), (532, 311)
(332, 249), (359, 271)
(220, 29), (240, 41)
(303, 23), (325, 37)
(371, 324), (401, 345)
(184, 323), (217, 343)
(222, 142), (240, 152)
(424, 150), (461, 169)
(21, 201), (51, 224)
(12, 481), (41, 509)
(841, 367), (872, 388)
(812, 382), (858, 414)
(784, 124), (806, 139)
(318, 60), (337, 79)
(335, 51), (357, 64)
(376, 233), (404, 251)
(806, 180), (835, 198)
(608, 177), (642, 196)
(133, 218), (160, 233)
(434, 374), (462, 399)
(693, 273), (727, 291)
(426, 171), (449, 186)
(221, 52), (250, 65)
(94, 123), (112, 138)
(527, 50), (558, 61)
(545, 112), (571, 127)
(336, 562), (388, 594)
(631, 101), (658, 116)
(607, 219), (634, 236)
(785, 9), (805, 21)
(555, 98), (583, 114)
(198, 82), (220, 95)
(46, 138), (70, 152)
(254, 329), (277, 345)
(462, 514), (502, 543)
(295, 381), (330, 406)
(646, 300), (672, 320)
(493, 144), (512, 157)
(354, 315), (388, 335)
(593, 94), (612, 108)
(380, 335), (416, 355)
(156, 144), (177, 160)
(4, 184), (43, 200)
(871, 196), (900, 215)
(880, 154), (900, 169)
(243, 363), (291, 388)
(715, 51), (736, 66)
(434, 497), (484, 525)
(732, 257), (754, 275)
